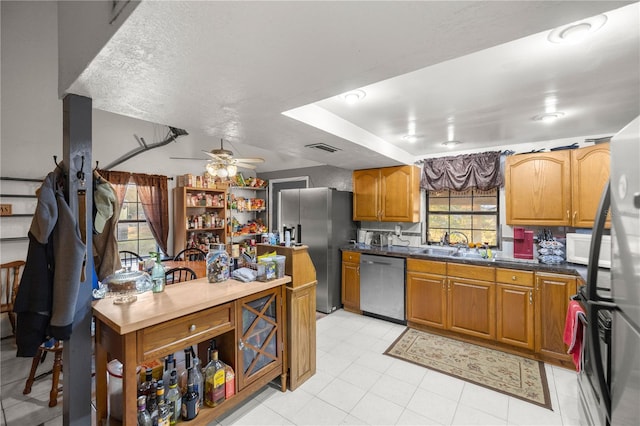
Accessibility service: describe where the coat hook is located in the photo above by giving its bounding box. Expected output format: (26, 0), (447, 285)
(76, 155), (86, 186)
(93, 161), (99, 172)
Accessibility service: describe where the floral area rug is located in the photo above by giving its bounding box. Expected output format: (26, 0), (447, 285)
(385, 328), (552, 410)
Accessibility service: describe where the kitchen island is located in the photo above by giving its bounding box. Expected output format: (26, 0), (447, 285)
(93, 275), (291, 425)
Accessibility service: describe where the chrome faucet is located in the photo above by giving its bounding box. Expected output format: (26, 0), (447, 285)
(448, 231), (469, 249)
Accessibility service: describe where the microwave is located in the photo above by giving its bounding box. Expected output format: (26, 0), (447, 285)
(566, 232), (611, 268)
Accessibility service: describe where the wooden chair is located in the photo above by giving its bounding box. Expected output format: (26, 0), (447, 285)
(174, 247), (207, 261)
(1, 260), (25, 336)
(23, 339), (63, 407)
(119, 250), (143, 269)
(165, 267), (197, 284)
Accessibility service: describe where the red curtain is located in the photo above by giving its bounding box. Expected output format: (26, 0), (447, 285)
(132, 173), (169, 256)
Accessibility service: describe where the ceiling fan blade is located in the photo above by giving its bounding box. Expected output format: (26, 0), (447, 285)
(233, 157), (264, 163)
(170, 156), (209, 161)
(235, 162), (257, 170)
(202, 150), (225, 160)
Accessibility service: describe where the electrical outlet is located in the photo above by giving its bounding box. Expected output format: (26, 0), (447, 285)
(395, 225), (401, 236)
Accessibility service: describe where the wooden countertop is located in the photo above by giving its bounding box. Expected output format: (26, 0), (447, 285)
(92, 276), (291, 335)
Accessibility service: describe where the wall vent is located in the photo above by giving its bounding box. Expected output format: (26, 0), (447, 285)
(305, 143), (341, 153)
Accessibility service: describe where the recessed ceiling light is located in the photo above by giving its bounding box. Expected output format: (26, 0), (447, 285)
(548, 14), (607, 44)
(402, 135), (418, 143)
(442, 140), (461, 148)
(341, 90), (366, 104)
(532, 112), (565, 123)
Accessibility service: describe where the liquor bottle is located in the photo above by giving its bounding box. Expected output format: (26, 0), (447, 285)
(162, 354), (176, 396)
(138, 368), (155, 399)
(166, 371), (181, 425)
(147, 382), (159, 426)
(150, 252), (166, 293)
(190, 347), (205, 407)
(156, 382), (171, 426)
(204, 348), (226, 407)
(137, 395), (152, 426)
(181, 380), (199, 421)
(178, 349), (192, 395)
(225, 364), (235, 399)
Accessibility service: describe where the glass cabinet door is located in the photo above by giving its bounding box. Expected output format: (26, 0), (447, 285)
(237, 288), (282, 390)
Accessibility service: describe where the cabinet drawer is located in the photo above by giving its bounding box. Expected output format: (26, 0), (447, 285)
(496, 268), (534, 287)
(447, 263), (495, 281)
(138, 303), (234, 362)
(342, 251), (360, 263)
(406, 258), (446, 275)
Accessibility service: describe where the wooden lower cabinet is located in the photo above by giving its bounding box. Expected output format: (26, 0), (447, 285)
(447, 277), (496, 340)
(341, 251), (361, 312)
(406, 259), (447, 329)
(535, 272), (577, 362)
(496, 268), (535, 350)
(286, 282), (317, 390)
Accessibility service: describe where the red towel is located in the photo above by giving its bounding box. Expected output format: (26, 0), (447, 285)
(563, 300), (586, 372)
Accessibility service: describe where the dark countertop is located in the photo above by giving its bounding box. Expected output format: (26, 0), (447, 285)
(342, 244), (589, 281)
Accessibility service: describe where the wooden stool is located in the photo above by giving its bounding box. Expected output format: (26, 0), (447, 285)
(23, 340), (63, 407)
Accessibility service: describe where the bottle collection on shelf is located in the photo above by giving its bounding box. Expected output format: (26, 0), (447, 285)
(186, 212), (224, 230)
(136, 341), (235, 424)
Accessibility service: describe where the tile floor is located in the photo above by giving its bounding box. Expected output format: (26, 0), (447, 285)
(1, 309), (582, 425)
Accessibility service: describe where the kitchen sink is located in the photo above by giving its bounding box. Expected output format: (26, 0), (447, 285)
(449, 251), (487, 259)
(418, 247), (455, 257)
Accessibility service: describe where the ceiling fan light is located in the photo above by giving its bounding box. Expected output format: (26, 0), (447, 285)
(227, 165), (237, 177)
(206, 162), (218, 176)
(217, 167), (229, 178)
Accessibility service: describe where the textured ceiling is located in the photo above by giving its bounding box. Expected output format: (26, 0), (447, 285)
(67, 1), (639, 172)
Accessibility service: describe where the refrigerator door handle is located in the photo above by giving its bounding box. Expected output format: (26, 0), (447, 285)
(586, 180), (610, 302)
(587, 300), (617, 421)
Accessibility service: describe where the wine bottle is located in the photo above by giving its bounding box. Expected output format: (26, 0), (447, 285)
(156, 382), (171, 426)
(162, 354), (176, 396)
(138, 368), (155, 399)
(166, 371), (181, 425)
(146, 382), (158, 426)
(181, 381), (199, 421)
(137, 395), (152, 426)
(190, 347), (205, 407)
(204, 348), (225, 407)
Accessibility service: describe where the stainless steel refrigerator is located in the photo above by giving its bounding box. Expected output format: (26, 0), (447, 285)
(279, 188), (356, 314)
(581, 116), (639, 425)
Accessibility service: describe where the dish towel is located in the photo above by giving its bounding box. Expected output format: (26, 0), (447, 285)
(563, 300), (586, 372)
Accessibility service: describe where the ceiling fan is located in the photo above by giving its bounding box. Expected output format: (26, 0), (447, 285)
(171, 138), (265, 178)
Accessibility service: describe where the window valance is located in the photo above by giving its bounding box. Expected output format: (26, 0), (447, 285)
(420, 151), (503, 192)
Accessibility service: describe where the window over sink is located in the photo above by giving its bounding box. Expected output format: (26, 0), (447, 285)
(426, 188), (499, 247)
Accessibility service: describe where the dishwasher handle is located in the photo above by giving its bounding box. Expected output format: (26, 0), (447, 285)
(361, 259), (399, 267)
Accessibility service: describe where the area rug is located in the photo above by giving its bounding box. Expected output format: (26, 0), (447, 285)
(385, 328), (552, 410)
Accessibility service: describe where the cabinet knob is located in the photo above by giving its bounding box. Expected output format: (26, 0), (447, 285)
(238, 339), (245, 351)
(573, 211), (577, 222)
(566, 210), (570, 219)
(512, 275), (517, 281)
(529, 290), (533, 305)
(189, 324), (196, 332)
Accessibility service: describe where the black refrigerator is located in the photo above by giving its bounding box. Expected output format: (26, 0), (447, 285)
(279, 188), (356, 314)
(580, 116), (640, 426)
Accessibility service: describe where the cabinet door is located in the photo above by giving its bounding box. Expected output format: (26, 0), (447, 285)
(505, 151), (571, 226)
(380, 165), (420, 222)
(236, 287), (283, 391)
(407, 271), (447, 329)
(534, 273), (576, 361)
(287, 283), (316, 390)
(447, 277), (495, 340)
(571, 143), (610, 228)
(341, 261), (360, 312)
(352, 169), (380, 221)
(496, 283), (535, 350)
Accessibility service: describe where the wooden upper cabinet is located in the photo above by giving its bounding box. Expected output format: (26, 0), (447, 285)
(571, 143), (610, 228)
(352, 169), (380, 221)
(353, 165), (420, 222)
(506, 144), (610, 227)
(505, 150), (572, 226)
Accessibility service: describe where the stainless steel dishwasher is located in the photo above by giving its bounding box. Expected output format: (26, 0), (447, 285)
(359, 254), (406, 323)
